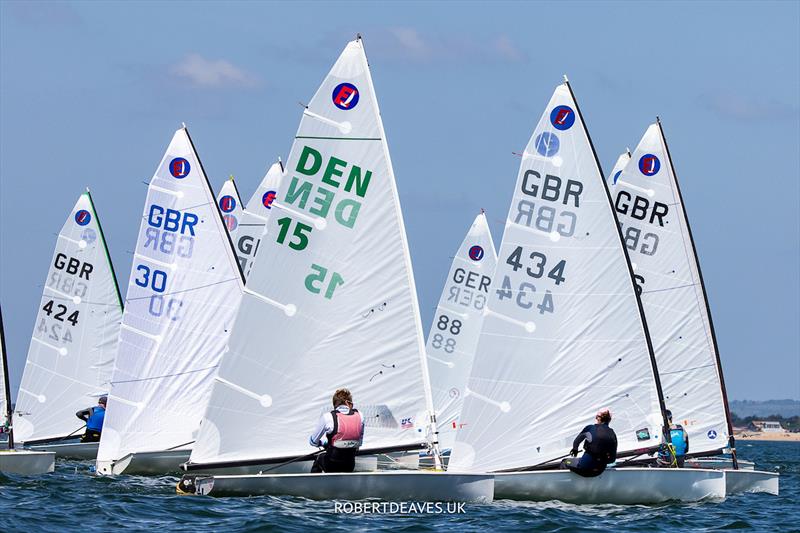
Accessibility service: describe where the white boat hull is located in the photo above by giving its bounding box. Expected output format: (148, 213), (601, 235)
(100, 449), (192, 476)
(0, 449), (55, 475)
(185, 455), (380, 476)
(493, 467), (726, 504)
(725, 469), (779, 495)
(26, 441), (98, 460)
(185, 471), (494, 502)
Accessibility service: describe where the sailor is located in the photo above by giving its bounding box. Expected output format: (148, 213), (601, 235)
(309, 388), (365, 473)
(560, 407), (618, 477)
(658, 409), (689, 467)
(76, 396), (106, 443)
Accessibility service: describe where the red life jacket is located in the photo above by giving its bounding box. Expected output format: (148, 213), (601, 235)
(327, 408), (363, 449)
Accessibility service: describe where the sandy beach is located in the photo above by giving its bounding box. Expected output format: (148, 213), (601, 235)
(735, 432), (800, 442)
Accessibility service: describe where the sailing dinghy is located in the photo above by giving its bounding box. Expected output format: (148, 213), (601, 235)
(610, 120), (778, 495)
(447, 80), (725, 504)
(426, 211), (497, 456)
(95, 126), (244, 475)
(179, 37), (493, 502)
(15, 191), (123, 460)
(217, 176), (244, 243)
(0, 306), (56, 474)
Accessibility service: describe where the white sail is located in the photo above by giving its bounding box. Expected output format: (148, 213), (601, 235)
(189, 38), (435, 466)
(96, 127), (244, 473)
(216, 177), (244, 242)
(233, 161), (284, 280)
(426, 212), (497, 451)
(13, 192), (123, 443)
(609, 150), (631, 186)
(449, 82), (665, 473)
(610, 121), (730, 454)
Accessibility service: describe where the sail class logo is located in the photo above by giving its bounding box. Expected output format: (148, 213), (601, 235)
(169, 157), (191, 178)
(223, 214), (238, 231)
(550, 105), (575, 130)
(639, 154), (661, 176)
(707, 429), (717, 439)
(75, 210), (92, 226)
(468, 245), (485, 261)
(534, 132), (560, 157)
(612, 170), (623, 184)
(219, 195), (237, 213)
(332, 83), (359, 110)
(262, 190), (277, 209)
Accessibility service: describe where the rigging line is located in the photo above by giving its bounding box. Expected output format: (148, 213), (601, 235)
(641, 283), (698, 295)
(659, 363), (716, 376)
(125, 277), (240, 301)
(109, 365), (218, 385)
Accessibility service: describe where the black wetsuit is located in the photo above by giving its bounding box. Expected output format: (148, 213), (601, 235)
(563, 423), (618, 477)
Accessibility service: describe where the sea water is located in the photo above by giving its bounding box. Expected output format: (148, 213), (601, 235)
(1, 441), (797, 531)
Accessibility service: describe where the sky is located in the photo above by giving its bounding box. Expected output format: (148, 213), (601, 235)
(1, 1), (798, 402)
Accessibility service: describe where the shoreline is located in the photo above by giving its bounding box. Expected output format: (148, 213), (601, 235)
(734, 432), (800, 442)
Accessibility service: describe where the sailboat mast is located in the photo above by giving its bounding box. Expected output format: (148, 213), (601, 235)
(656, 118), (738, 469)
(85, 188), (125, 312)
(564, 79), (672, 443)
(0, 306), (14, 449)
(183, 126), (247, 286)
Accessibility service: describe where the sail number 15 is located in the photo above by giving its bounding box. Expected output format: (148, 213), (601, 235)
(304, 264), (343, 299)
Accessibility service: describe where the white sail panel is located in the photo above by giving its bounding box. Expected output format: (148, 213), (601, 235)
(216, 178), (244, 243)
(449, 83), (664, 473)
(13, 193), (123, 442)
(608, 150), (631, 186)
(427, 213), (497, 451)
(234, 161), (284, 280)
(96, 128), (244, 472)
(611, 122), (729, 454)
(190, 39), (433, 465)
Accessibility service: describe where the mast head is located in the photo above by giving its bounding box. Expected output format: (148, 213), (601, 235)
(356, 33), (362, 41)
(181, 122), (187, 130)
(562, 74), (569, 84)
(656, 115), (662, 124)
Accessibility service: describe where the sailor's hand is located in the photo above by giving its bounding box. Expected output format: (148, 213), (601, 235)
(570, 449), (578, 457)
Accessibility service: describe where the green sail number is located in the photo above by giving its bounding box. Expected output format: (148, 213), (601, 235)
(305, 264), (344, 299)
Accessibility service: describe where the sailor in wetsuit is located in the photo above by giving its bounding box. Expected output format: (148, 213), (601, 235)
(76, 396), (106, 443)
(309, 388), (365, 473)
(657, 409), (689, 467)
(561, 407), (618, 477)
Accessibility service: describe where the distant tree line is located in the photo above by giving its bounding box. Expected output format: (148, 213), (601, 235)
(730, 413), (800, 431)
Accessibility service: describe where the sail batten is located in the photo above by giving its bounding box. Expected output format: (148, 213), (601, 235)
(449, 82), (665, 474)
(189, 38), (436, 467)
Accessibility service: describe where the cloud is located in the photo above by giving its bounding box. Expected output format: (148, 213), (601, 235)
(700, 91), (799, 122)
(170, 54), (259, 89)
(387, 28), (527, 64)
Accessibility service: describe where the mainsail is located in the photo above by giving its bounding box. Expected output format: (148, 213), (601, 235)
(13, 192), (123, 443)
(449, 81), (667, 473)
(217, 177), (244, 242)
(96, 127), (244, 473)
(426, 212), (497, 451)
(233, 161), (284, 280)
(188, 37), (436, 467)
(610, 120), (732, 456)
